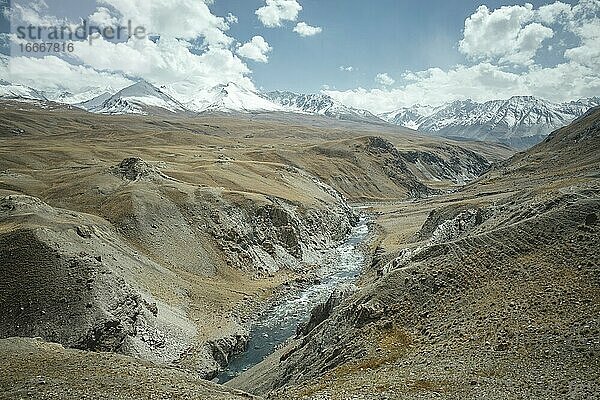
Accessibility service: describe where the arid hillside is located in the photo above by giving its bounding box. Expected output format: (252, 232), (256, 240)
(229, 109), (600, 399)
(0, 100), (511, 398)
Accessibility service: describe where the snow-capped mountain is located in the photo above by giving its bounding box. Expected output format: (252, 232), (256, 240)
(46, 87), (119, 105)
(159, 82), (285, 113)
(4, 78), (597, 144)
(379, 104), (437, 130)
(0, 80), (47, 101)
(76, 81), (386, 123)
(77, 92), (113, 110)
(197, 83), (285, 113)
(380, 96), (600, 148)
(79, 81), (187, 115)
(265, 91), (386, 124)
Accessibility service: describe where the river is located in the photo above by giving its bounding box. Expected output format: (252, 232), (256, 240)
(217, 217), (369, 383)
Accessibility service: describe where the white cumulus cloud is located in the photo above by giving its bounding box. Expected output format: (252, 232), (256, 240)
(293, 22), (322, 37)
(562, 0), (600, 69)
(96, 0), (233, 46)
(2, 54), (134, 94)
(226, 13), (238, 24)
(459, 4), (553, 65)
(255, 0), (302, 28)
(375, 73), (395, 86)
(87, 7), (120, 28)
(237, 36), (273, 63)
(339, 66), (354, 72)
(69, 35), (253, 89)
(2, 0), (258, 96)
(536, 1), (572, 24)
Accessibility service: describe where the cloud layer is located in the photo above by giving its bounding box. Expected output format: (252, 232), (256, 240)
(459, 4), (554, 66)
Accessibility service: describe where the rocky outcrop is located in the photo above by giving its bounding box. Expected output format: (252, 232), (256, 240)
(116, 157), (154, 181)
(111, 157), (175, 182)
(297, 284), (356, 337)
(200, 331), (250, 379)
(0, 195), (196, 366)
(202, 192), (356, 274)
(365, 137), (436, 198)
(418, 206), (487, 243)
(401, 147), (491, 185)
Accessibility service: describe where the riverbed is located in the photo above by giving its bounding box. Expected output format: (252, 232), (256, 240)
(217, 217), (369, 383)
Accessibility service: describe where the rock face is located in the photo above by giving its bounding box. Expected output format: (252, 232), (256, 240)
(197, 188), (356, 275)
(364, 137), (436, 198)
(401, 147), (491, 185)
(297, 285), (357, 337)
(0, 195), (195, 364)
(417, 205), (487, 243)
(203, 332), (251, 379)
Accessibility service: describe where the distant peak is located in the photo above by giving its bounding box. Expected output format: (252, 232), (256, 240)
(116, 81), (166, 98)
(506, 95), (537, 101)
(129, 80), (160, 90)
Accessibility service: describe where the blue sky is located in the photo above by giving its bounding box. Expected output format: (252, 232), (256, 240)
(209, 0), (581, 93)
(1, 0), (598, 112)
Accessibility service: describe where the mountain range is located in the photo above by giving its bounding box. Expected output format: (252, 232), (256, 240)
(379, 96), (600, 148)
(1, 79), (598, 148)
(264, 91), (384, 124)
(75, 81), (386, 124)
(0, 80), (47, 101)
(79, 81), (187, 115)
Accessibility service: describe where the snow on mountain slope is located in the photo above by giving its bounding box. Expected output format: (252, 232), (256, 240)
(201, 83), (284, 113)
(77, 92), (113, 111)
(161, 84), (385, 122)
(2, 76), (386, 123)
(79, 81), (187, 115)
(265, 91), (386, 124)
(160, 82), (285, 113)
(380, 96), (600, 148)
(0, 80), (47, 101)
(379, 104), (438, 130)
(47, 88), (121, 105)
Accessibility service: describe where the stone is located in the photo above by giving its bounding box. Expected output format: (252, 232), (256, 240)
(585, 213), (597, 226)
(76, 226), (93, 239)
